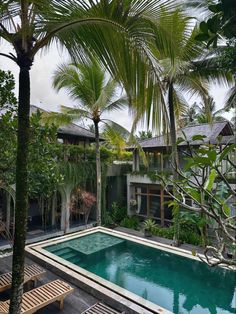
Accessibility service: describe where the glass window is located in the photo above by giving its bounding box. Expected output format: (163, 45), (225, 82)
(141, 187), (147, 194)
(150, 195), (161, 218)
(139, 195), (147, 216)
(149, 189), (160, 195)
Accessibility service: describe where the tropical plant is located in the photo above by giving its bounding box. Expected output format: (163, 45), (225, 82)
(195, 96), (226, 123)
(179, 210), (209, 246)
(143, 219), (157, 233)
(192, 0), (236, 113)
(102, 124), (128, 157)
(0, 110), (62, 197)
(0, 1), (174, 311)
(44, 59), (129, 226)
(132, 10), (232, 244)
(111, 202), (127, 224)
(194, 0), (236, 47)
(180, 97), (227, 127)
(137, 130), (153, 140)
(0, 70), (17, 111)
(159, 135), (236, 267)
(179, 102), (199, 127)
(120, 216), (139, 230)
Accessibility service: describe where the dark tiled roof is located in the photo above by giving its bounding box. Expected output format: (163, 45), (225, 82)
(57, 124), (96, 139)
(130, 121), (234, 150)
(30, 105), (96, 140)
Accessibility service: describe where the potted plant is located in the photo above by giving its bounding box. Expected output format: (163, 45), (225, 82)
(143, 219), (157, 237)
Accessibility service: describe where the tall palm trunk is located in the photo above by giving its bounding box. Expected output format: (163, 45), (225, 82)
(9, 64), (31, 314)
(168, 82), (180, 245)
(94, 120), (102, 225)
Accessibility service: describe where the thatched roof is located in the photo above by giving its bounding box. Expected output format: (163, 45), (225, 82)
(129, 121), (235, 151)
(30, 105), (96, 140)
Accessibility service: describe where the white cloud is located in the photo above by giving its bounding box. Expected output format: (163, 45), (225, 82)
(0, 43), (233, 134)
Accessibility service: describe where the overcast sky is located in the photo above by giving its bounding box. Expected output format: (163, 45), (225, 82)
(0, 41), (233, 134)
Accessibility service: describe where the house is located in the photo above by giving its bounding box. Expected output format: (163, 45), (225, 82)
(127, 121), (235, 226)
(0, 105), (99, 238)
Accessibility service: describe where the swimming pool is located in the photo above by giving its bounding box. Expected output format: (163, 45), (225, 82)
(27, 228), (236, 314)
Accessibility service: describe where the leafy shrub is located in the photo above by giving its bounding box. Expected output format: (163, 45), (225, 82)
(152, 225), (175, 239)
(120, 216), (139, 230)
(111, 202), (127, 224)
(179, 229), (201, 246)
(102, 202), (127, 227)
(102, 212), (114, 227)
(152, 225), (201, 246)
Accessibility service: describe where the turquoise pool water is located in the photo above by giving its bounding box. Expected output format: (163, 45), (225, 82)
(45, 232), (236, 314)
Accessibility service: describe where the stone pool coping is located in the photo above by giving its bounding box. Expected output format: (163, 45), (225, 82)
(25, 226), (212, 314)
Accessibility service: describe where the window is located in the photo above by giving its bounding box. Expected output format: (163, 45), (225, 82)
(134, 185), (177, 224)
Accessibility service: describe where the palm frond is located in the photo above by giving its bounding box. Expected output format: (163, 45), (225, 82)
(224, 86), (236, 110)
(60, 105), (91, 120)
(101, 119), (130, 140)
(41, 111), (74, 126)
(102, 95), (128, 113)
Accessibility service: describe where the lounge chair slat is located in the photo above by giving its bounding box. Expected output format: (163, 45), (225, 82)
(41, 285), (57, 297)
(97, 303), (121, 314)
(0, 280), (73, 314)
(0, 264), (46, 293)
(29, 290), (43, 303)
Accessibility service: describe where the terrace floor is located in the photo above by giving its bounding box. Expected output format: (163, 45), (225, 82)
(0, 255), (98, 314)
(0, 221), (95, 250)
(0, 226), (206, 314)
(115, 226), (205, 254)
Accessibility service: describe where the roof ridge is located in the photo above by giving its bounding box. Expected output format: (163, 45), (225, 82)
(179, 120), (228, 130)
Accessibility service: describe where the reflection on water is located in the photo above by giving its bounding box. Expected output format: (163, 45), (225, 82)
(46, 232), (236, 314)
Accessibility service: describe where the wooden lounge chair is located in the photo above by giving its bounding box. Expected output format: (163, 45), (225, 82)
(0, 264), (46, 293)
(0, 279), (74, 313)
(81, 302), (125, 314)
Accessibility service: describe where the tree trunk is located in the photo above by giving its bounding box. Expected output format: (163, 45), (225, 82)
(94, 120), (102, 225)
(9, 66), (31, 314)
(168, 82), (180, 246)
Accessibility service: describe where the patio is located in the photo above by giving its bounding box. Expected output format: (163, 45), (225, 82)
(0, 255), (98, 314)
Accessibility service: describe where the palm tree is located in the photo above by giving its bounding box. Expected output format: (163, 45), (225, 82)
(102, 125), (129, 156)
(45, 59), (128, 225)
(157, 13), (231, 243)
(196, 96), (226, 124)
(132, 10), (232, 243)
(0, 1), (175, 312)
(179, 102), (199, 127)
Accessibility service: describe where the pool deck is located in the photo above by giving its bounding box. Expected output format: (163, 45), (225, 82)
(115, 226), (205, 255)
(0, 222), (95, 251)
(0, 255), (98, 314)
(0, 227), (206, 314)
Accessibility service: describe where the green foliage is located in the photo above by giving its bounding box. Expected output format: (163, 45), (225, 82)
(160, 136), (236, 262)
(143, 219), (157, 232)
(111, 202), (127, 224)
(102, 202), (127, 227)
(152, 225), (175, 239)
(120, 216), (139, 230)
(152, 224), (202, 246)
(196, 0), (236, 44)
(0, 70), (17, 110)
(28, 113), (64, 198)
(0, 110), (17, 185)
(102, 211), (115, 227)
(137, 130), (152, 140)
(0, 111), (63, 198)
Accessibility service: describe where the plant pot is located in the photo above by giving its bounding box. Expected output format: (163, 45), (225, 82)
(144, 229), (152, 237)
